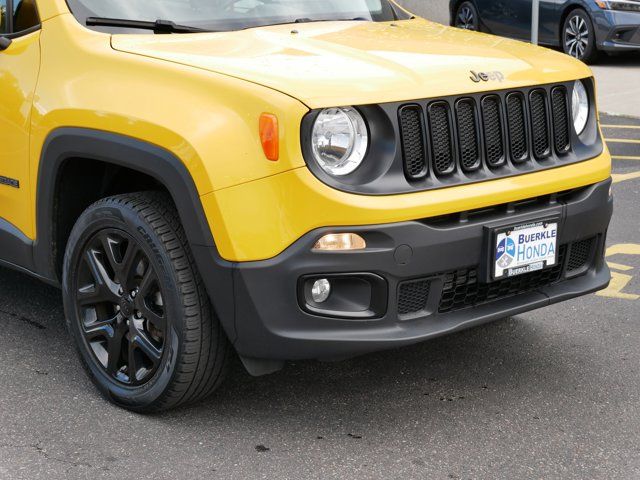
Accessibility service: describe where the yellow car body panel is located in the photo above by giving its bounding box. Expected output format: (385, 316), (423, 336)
(111, 18), (593, 109)
(0, 0), (614, 386)
(0, 30), (40, 239)
(34, 0), (68, 21)
(11, 2), (608, 266)
(203, 151), (611, 261)
(28, 14), (310, 239)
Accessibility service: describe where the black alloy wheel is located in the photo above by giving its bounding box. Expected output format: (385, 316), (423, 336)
(75, 229), (166, 386)
(563, 9), (599, 64)
(455, 1), (479, 31)
(63, 192), (230, 412)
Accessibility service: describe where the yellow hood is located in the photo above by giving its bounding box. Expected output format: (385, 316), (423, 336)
(111, 18), (592, 109)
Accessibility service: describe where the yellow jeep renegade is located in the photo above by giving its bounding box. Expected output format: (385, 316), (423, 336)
(1, 0), (612, 412)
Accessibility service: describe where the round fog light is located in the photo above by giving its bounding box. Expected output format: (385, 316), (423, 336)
(311, 279), (331, 303)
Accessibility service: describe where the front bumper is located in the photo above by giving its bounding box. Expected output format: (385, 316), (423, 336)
(595, 10), (640, 51)
(219, 179), (612, 361)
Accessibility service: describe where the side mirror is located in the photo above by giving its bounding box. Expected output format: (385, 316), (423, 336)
(0, 37), (12, 51)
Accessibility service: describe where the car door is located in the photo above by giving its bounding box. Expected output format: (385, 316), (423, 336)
(474, 0), (522, 37)
(504, 0), (533, 39)
(0, 0), (40, 241)
(476, 0), (562, 45)
(538, 0), (563, 45)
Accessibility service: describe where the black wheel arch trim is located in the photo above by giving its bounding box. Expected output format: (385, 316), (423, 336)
(33, 128), (238, 341)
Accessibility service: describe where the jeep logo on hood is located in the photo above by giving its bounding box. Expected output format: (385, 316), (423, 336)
(470, 70), (505, 83)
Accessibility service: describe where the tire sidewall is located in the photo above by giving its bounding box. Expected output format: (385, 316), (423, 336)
(63, 200), (183, 410)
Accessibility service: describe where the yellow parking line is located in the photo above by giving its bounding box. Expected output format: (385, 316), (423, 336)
(606, 138), (640, 144)
(605, 138), (640, 145)
(602, 124), (640, 130)
(608, 261), (633, 272)
(612, 171), (640, 184)
(598, 272), (640, 300)
(613, 156), (640, 161)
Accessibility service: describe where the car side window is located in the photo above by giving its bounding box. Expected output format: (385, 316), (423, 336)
(13, 0), (39, 32)
(0, 0), (7, 34)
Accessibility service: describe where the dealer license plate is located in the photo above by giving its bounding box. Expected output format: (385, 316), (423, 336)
(493, 221), (558, 279)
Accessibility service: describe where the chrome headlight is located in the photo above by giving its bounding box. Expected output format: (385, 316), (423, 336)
(571, 80), (589, 135)
(311, 107), (368, 176)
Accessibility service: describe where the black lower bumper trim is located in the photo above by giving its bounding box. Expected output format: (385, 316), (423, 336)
(200, 179), (613, 362)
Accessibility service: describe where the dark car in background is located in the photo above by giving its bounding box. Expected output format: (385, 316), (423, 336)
(450, 0), (640, 63)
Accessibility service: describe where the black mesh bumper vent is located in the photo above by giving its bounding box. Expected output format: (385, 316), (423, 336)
(551, 87), (571, 155)
(392, 237), (600, 317)
(399, 106), (428, 180)
(427, 102), (456, 175)
(398, 279), (431, 316)
(438, 246), (567, 314)
(566, 237), (596, 276)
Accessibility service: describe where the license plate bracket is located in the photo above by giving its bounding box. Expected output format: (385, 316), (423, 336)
(485, 217), (560, 282)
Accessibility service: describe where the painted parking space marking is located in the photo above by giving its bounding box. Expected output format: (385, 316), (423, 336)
(601, 114), (640, 184)
(606, 138), (640, 145)
(602, 125), (640, 130)
(598, 244), (640, 301)
(612, 171), (640, 184)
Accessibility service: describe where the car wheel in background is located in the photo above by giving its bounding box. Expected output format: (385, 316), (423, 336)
(563, 9), (599, 64)
(454, 1), (480, 31)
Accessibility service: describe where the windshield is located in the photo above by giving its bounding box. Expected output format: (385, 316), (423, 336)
(67, 0), (410, 33)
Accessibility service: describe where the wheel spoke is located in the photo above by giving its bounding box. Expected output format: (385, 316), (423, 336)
(141, 304), (166, 332)
(77, 284), (112, 306)
(571, 17), (579, 32)
(127, 341), (139, 382)
(134, 333), (162, 365)
(106, 322), (127, 375)
(99, 233), (120, 276)
(137, 267), (157, 298)
(117, 241), (141, 291)
(84, 249), (120, 304)
(83, 316), (117, 341)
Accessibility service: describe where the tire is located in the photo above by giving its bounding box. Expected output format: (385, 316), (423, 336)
(62, 191), (230, 412)
(562, 9), (600, 64)
(454, 1), (480, 31)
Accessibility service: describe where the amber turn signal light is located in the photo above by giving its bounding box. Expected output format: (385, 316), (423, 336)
(259, 113), (279, 161)
(313, 233), (366, 252)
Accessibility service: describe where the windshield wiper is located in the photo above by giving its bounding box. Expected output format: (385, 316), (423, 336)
(86, 17), (211, 34)
(293, 17), (371, 24)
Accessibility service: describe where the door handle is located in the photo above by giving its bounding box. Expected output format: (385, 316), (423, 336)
(0, 37), (12, 51)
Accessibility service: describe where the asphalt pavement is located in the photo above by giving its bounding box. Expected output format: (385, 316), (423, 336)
(0, 114), (638, 480)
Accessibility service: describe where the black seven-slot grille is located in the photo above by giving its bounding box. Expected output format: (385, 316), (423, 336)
(399, 84), (572, 181)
